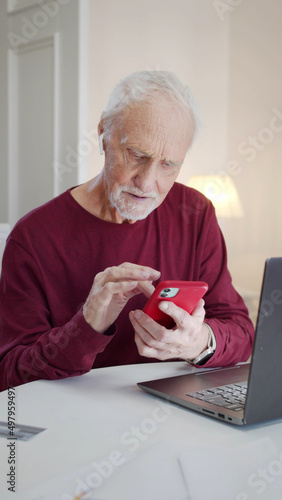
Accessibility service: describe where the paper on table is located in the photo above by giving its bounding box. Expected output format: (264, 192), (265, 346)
(178, 437), (282, 500)
(16, 441), (188, 500)
(14, 449), (133, 500)
(95, 441), (188, 500)
(0, 421), (46, 441)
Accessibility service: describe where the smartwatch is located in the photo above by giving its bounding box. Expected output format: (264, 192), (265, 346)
(190, 324), (216, 366)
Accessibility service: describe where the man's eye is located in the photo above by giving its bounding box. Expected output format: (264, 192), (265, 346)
(162, 160), (174, 168)
(128, 150), (145, 161)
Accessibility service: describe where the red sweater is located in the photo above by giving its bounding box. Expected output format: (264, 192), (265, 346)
(0, 183), (254, 391)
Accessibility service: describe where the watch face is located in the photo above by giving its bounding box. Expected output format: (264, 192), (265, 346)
(192, 348), (215, 366)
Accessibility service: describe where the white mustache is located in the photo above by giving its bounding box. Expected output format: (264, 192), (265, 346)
(119, 186), (158, 199)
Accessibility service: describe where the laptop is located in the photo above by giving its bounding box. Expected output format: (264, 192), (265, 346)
(137, 257), (282, 426)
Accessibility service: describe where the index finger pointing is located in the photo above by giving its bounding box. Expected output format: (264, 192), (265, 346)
(120, 263), (161, 280)
(103, 265), (160, 284)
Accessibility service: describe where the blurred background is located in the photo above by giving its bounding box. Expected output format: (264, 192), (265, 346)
(1, 0), (282, 321)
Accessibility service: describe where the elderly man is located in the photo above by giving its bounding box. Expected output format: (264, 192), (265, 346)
(0, 71), (254, 391)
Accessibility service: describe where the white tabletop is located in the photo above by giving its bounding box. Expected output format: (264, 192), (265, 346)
(1, 362), (282, 500)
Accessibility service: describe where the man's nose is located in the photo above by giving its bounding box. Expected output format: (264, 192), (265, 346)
(134, 160), (158, 193)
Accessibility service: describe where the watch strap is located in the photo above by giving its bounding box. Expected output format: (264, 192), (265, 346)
(190, 323), (216, 366)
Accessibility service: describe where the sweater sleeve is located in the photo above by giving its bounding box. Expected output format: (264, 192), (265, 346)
(0, 237), (115, 391)
(195, 201), (255, 367)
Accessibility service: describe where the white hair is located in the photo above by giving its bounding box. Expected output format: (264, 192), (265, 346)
(102, 71), (201, 141)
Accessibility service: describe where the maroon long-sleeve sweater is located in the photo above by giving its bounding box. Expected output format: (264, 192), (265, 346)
(0, 183), (254, 391)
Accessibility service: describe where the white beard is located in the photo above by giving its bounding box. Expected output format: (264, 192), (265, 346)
(109, 185), (159, 221)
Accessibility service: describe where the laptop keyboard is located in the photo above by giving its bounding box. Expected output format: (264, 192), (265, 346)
(187, 381), (248, 411)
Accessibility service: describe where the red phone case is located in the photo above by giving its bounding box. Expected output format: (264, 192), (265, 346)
(143, 280), (208, 328)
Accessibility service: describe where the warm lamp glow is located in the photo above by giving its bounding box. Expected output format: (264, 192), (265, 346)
(188, 175), (244, 218)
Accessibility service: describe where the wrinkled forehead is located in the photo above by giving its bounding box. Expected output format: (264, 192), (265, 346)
(114, 96), (195, 159)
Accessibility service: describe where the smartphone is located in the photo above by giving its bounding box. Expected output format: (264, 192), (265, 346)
(143, 280), (208, 329)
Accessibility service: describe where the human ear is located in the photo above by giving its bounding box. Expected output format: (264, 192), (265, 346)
(97, 117), (105, 155)
(99, 133), (104, 155)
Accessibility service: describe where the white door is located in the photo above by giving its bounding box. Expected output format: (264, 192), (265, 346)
(5, 0), (89, 226)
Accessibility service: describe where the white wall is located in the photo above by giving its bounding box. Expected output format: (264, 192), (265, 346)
(0, 0), (89, 227)
(88, 0), (231, 184)
(0, 1), (8, 222)
(225, 0), (282, 291)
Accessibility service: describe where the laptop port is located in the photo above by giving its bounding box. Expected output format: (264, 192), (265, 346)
(202, 409), (215, 415)
(218, 413), (225, 419)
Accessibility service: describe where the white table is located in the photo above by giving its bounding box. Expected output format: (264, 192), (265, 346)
(1, 362), (282, 500)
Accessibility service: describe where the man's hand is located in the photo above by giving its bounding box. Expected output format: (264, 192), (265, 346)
(129, 299), (209, 361)
(83, 262), (160, 334)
